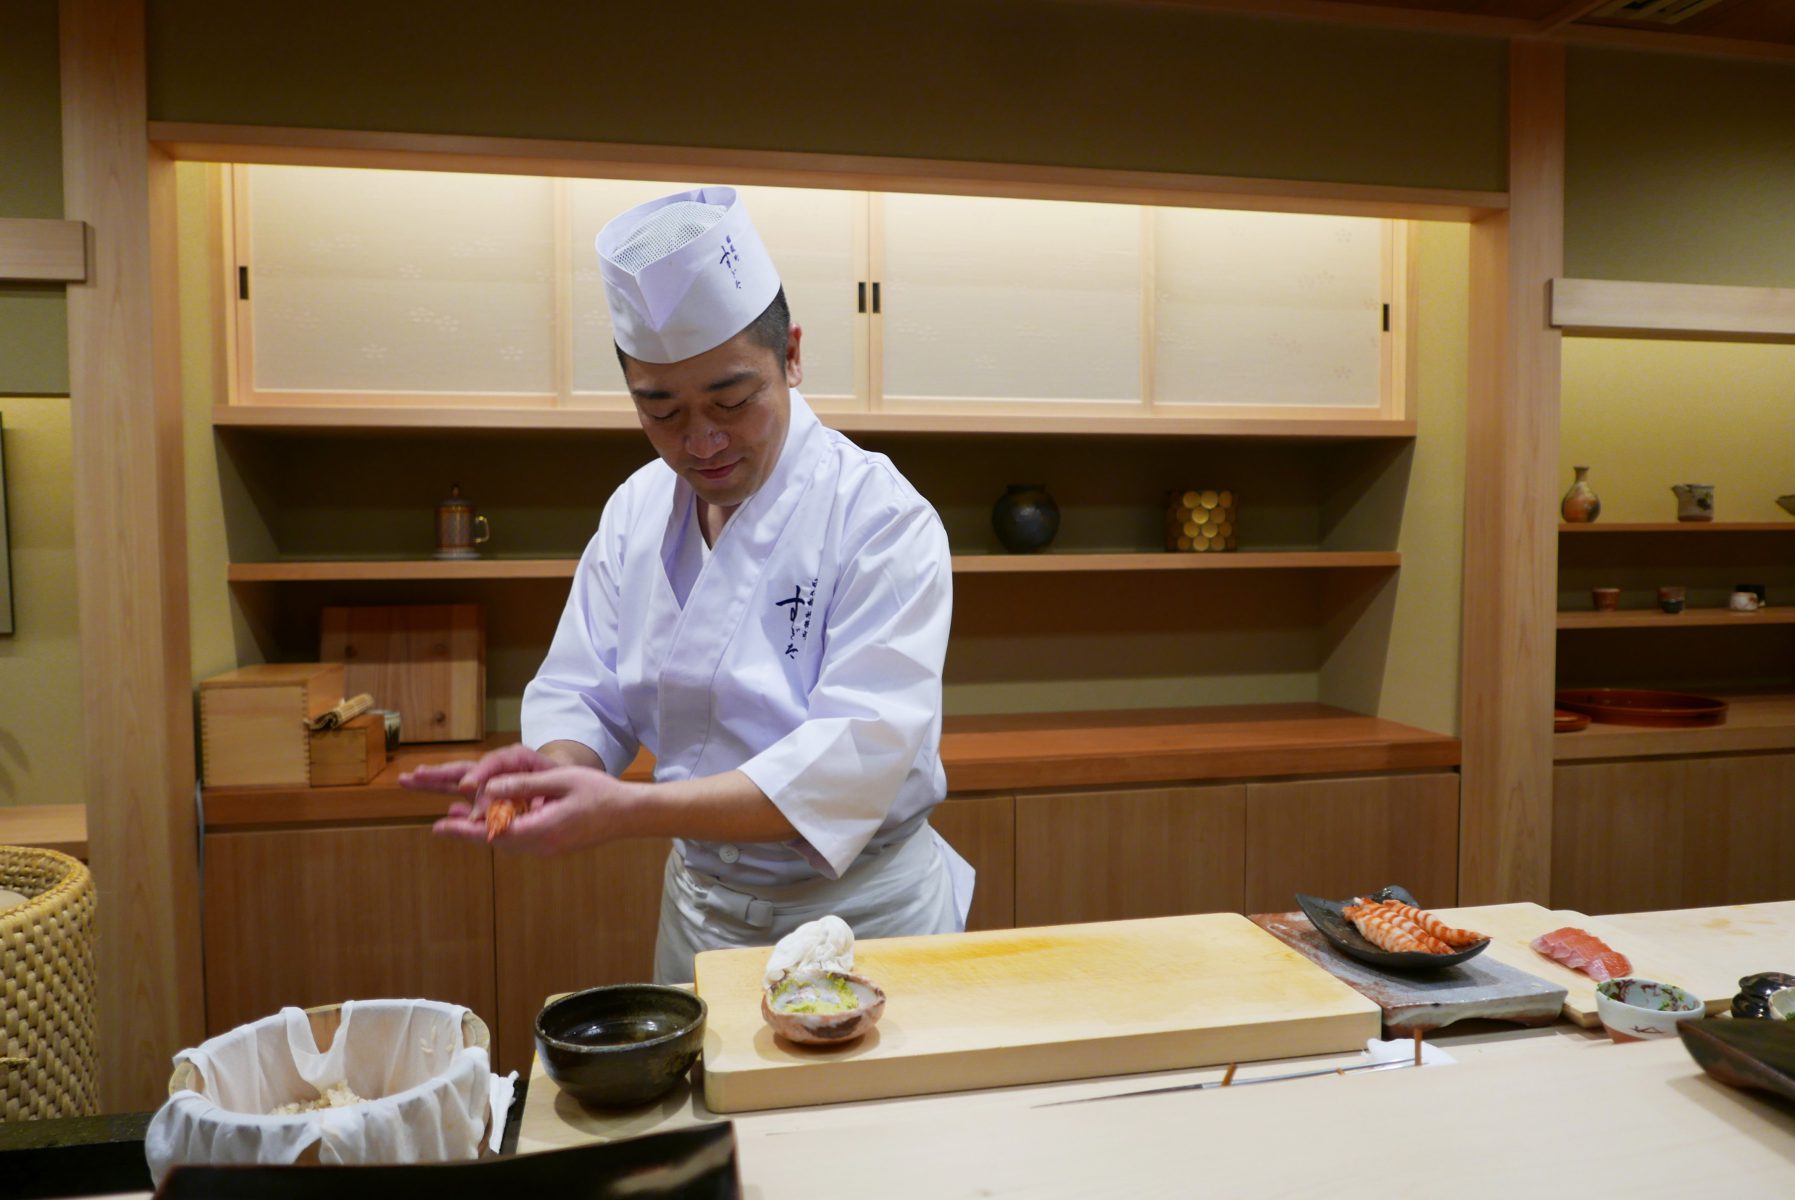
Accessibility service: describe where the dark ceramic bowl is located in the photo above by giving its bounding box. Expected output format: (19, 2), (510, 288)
(534, 985), (706, 1109)
(1295, 884), (1490, 972)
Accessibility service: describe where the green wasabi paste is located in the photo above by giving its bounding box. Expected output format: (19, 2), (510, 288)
(771, 973), (860, 1015)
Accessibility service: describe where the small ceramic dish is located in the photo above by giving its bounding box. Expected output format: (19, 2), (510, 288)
(1295, 885), (1490, 972)
(1595, 977), (1704, 1043)
(535, 984), (706, 1108)
(762, 972), (886, 1045)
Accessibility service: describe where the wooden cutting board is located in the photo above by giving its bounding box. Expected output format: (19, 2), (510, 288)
(1429, 902), (1730, 1026)
(320, 604), (485, 742)
(1602, 901), (1795, 1003)
(693, 914), (1381, 1114)
(1250, 911), (1566, 1033)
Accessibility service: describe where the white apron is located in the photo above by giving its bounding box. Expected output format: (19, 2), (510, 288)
(522, 390), (972, 962)
(653, 824), (970, 984)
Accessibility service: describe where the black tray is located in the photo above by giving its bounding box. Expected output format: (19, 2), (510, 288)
(155, 1124), (739, 1199)
(1681, 1018), (1795, 1107)
(1295, 885), (1490, 972)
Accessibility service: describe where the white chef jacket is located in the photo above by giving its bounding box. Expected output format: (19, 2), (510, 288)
(521, 389), (953, 888)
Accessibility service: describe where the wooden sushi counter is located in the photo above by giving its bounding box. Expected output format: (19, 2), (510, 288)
(193, 704), (1464, 1075)
(515, 901), (1795, 1196)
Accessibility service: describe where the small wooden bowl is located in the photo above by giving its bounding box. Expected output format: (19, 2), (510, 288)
(1554, 688), (1728, 728)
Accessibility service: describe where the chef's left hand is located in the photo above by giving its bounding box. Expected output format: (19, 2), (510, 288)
(432, 765), (636, 855)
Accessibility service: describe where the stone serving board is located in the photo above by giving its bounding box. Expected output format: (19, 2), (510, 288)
(1251, 911), (1568, 1034)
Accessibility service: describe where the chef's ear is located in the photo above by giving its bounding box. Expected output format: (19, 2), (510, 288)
(784, 324), (804, 389)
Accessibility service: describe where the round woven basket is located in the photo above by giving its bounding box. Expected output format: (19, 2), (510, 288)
(1, 846), (98, 1121)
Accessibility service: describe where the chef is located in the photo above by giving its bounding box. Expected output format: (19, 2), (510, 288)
(402, 187), (971, 983)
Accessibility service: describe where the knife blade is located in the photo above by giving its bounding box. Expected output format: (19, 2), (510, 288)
(1033, 1057), (1416, 1108)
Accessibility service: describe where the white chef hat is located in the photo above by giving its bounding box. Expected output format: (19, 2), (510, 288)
(595, 186), (782, 364)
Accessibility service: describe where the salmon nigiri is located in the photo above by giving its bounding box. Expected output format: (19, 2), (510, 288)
(1530, 926), (1631, 982)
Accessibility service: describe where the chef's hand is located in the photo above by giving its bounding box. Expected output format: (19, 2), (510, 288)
(398, 742), (561, 798)
(431, 764), (633, 855)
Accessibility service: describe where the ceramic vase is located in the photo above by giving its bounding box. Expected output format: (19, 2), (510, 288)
(992, 485), (1060, 553)
(1560, 466), (1601, 523)
(1672, 483), (1715, 522)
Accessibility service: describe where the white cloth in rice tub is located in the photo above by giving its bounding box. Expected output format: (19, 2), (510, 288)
(145, 999), (501, 1185)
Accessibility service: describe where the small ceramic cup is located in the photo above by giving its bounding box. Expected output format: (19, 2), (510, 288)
(1592, 587), (1621, 612)
(1657, 586), (1686, 614)
(1731, 591), (1762, 613)
(1594, 977), (1705, 1044)
(1736, 583), (1767, 607)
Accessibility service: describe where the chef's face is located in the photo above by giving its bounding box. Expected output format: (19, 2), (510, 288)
(623, 325), (803, 510)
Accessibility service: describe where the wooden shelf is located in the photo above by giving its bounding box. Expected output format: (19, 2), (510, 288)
(0, 804), (89, 859)
(1554, 691), (1795, 762)
(201, 704), (1459, 829)
(952, 551), (1399, 573)
(228, 550), (1399, 583)
(1558, 608), (1795, 630)
(212, 403), (1416, 440)
(228, 559), (576, 582)
(1551, 277), (1795, 343)
(1560, 522), (1795, 533)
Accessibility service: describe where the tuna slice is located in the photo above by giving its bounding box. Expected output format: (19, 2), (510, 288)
(1530, 926), (1633, 981)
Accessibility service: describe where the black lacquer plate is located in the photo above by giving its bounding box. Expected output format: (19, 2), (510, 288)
(1681, 1018), (1795, 1107)
(1295, 884), (1490, 972)
(156, 1124), (738, 1199)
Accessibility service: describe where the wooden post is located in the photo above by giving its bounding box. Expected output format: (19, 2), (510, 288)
(60, 0), (205, 1109)
(1459, 39), (1564, 905)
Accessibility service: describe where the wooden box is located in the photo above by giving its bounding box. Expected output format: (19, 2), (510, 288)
(308, 714), (388, 787)
(199, 664), (345, 787)
(320, 605), (485, 743)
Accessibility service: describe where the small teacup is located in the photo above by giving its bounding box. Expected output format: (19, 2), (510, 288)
(1592, 587), (1620, 612)
(1731, 591), (1762, 613)
(1657, 586), (1685, 614)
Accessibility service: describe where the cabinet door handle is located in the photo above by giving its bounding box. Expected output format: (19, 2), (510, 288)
(858, 282), (866, 313)
(872, 282), (881, 314)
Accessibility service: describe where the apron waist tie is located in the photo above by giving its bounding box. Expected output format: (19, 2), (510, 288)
(701, 883), (777, 930)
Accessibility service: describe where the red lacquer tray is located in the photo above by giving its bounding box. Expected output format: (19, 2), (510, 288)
(1554, 688), (1729, 728)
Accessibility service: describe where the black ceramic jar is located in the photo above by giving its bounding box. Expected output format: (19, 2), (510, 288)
(992, 484), (1060, 554)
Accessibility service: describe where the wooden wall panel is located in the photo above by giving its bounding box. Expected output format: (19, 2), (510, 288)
(1551, 760), (1691, 915)
(202, 826), (496, 1039)
(1554, 753), (1795, 914)
(1243, 772), (1460, 914)
(1687, 753), (1795, 907)
(1015, 786), (1245, 927)
(1459, 40), (1564, 905)
(931, 795), (1016, 932)
(61, 0), (206, 1109)
(492, 839), (670, 1075)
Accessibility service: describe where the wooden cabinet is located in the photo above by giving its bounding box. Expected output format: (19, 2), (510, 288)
(491, 838), (671, 1074)
(930, 794), (1016, 932)
(1553, 752), (1795, 914)
(229, 168), (1410, 424)
(1242, 772), (1460, 913)
(1014, 785), (1246, 926)
(201, 824), (496, 1039)
(877, 192), (1142, 407)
